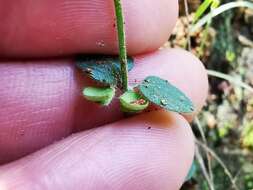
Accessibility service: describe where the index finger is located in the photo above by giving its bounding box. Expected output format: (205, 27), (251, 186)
(0, 48), (208, 164)
(0, 0), (178, 57)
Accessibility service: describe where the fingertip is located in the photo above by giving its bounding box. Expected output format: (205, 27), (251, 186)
(124, 0), (179, 54)
(0, 0), (179, 57)
(0, 110), (194, 190)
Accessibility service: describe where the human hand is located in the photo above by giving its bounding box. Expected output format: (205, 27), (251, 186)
(0, 0), (208, 189)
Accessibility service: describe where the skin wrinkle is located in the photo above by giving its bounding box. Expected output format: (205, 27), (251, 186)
(0, 61), (76, 163)
(0, 130), (111, 189)
(0, 111), (194, 190)
(0, 0), (178, 57)
(125, 0), (178, 53)
(0, 128), (108, 173)
(37, 131), (107, 170)
(57, 0), (115, 53)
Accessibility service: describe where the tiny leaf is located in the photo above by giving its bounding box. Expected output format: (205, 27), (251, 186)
(120, 90), (149, 113)
(76, 55), (134, 87)
(83, 87), (115, 106)
(138, 76), (194, 113)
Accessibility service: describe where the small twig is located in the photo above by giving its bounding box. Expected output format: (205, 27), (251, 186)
(196, 139), (239, 190)
(184, 0), (214, 186)
(114, 0), (129, 91)
(195, 145), (215, 190)
(232, 169), (242, 189)
(194, 118), (214, 183)
(198, 0), (217, 58)
(238, 34), (253, 48)
(207, 70), (253, 93)
(195, 118), (207, 143)
(183, 0), (192, 51)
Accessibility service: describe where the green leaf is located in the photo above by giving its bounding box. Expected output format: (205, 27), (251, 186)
(225, 50), (236, 63)
(138, 76), (194, 113)
(242, 121), (253, 148)
(211, 0), (220, 9)
(76, 55), (134, 87)
(185, 161), (196, 181)
(193, 0), (212, 23)
(83, 87), (115, 106)
(120, 90), (149, 113)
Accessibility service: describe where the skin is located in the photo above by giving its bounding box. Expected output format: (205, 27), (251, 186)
(0, 0), (208, 190)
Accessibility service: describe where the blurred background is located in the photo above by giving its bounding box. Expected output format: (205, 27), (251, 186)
(169, 0), (253, 189)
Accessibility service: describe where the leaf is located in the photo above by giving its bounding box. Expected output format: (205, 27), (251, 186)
(211, 0), (220, 9)
(242, 121), (253, 148)
(119, 90), (149, 113)
(193, 0), (213, 23)
(185, 161), (196, 181)
(83, 87), (115, 106)
(76, 55), (134, 87)
(138, 76), (194, 113)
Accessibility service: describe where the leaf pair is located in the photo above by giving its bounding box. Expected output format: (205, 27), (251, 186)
(77, 56), (194, 114)
(83, 87), (149, 112)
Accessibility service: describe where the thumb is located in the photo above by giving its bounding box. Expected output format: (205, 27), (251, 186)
(0, 111), (194, 190)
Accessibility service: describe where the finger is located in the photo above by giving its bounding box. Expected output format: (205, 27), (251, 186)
(0, 111), (194, 190)
(0, 48), (208, 164)
(0, 0), (178, 57)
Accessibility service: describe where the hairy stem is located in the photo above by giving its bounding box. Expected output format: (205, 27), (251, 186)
(114, 0), (128, 91)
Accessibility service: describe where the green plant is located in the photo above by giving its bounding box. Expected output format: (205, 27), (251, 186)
(191, 1), (253, 33)
(193, 0), (220, 23)
(193, 0), (220, 58)
(182, 1), (253, 189)
(241, 121), (253, 148)
(76, 0), (194, 114)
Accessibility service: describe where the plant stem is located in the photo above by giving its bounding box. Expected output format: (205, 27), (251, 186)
(196, 140), (239, 190)
(183, 0), (191, 51)
(194, 118), (214, 185)
(114, 0), (128, 91)
(195, 146), (215, 190)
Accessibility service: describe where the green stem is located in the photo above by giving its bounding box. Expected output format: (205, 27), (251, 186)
(114, 0), (128, 91)
(191, 1), (253, 33)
